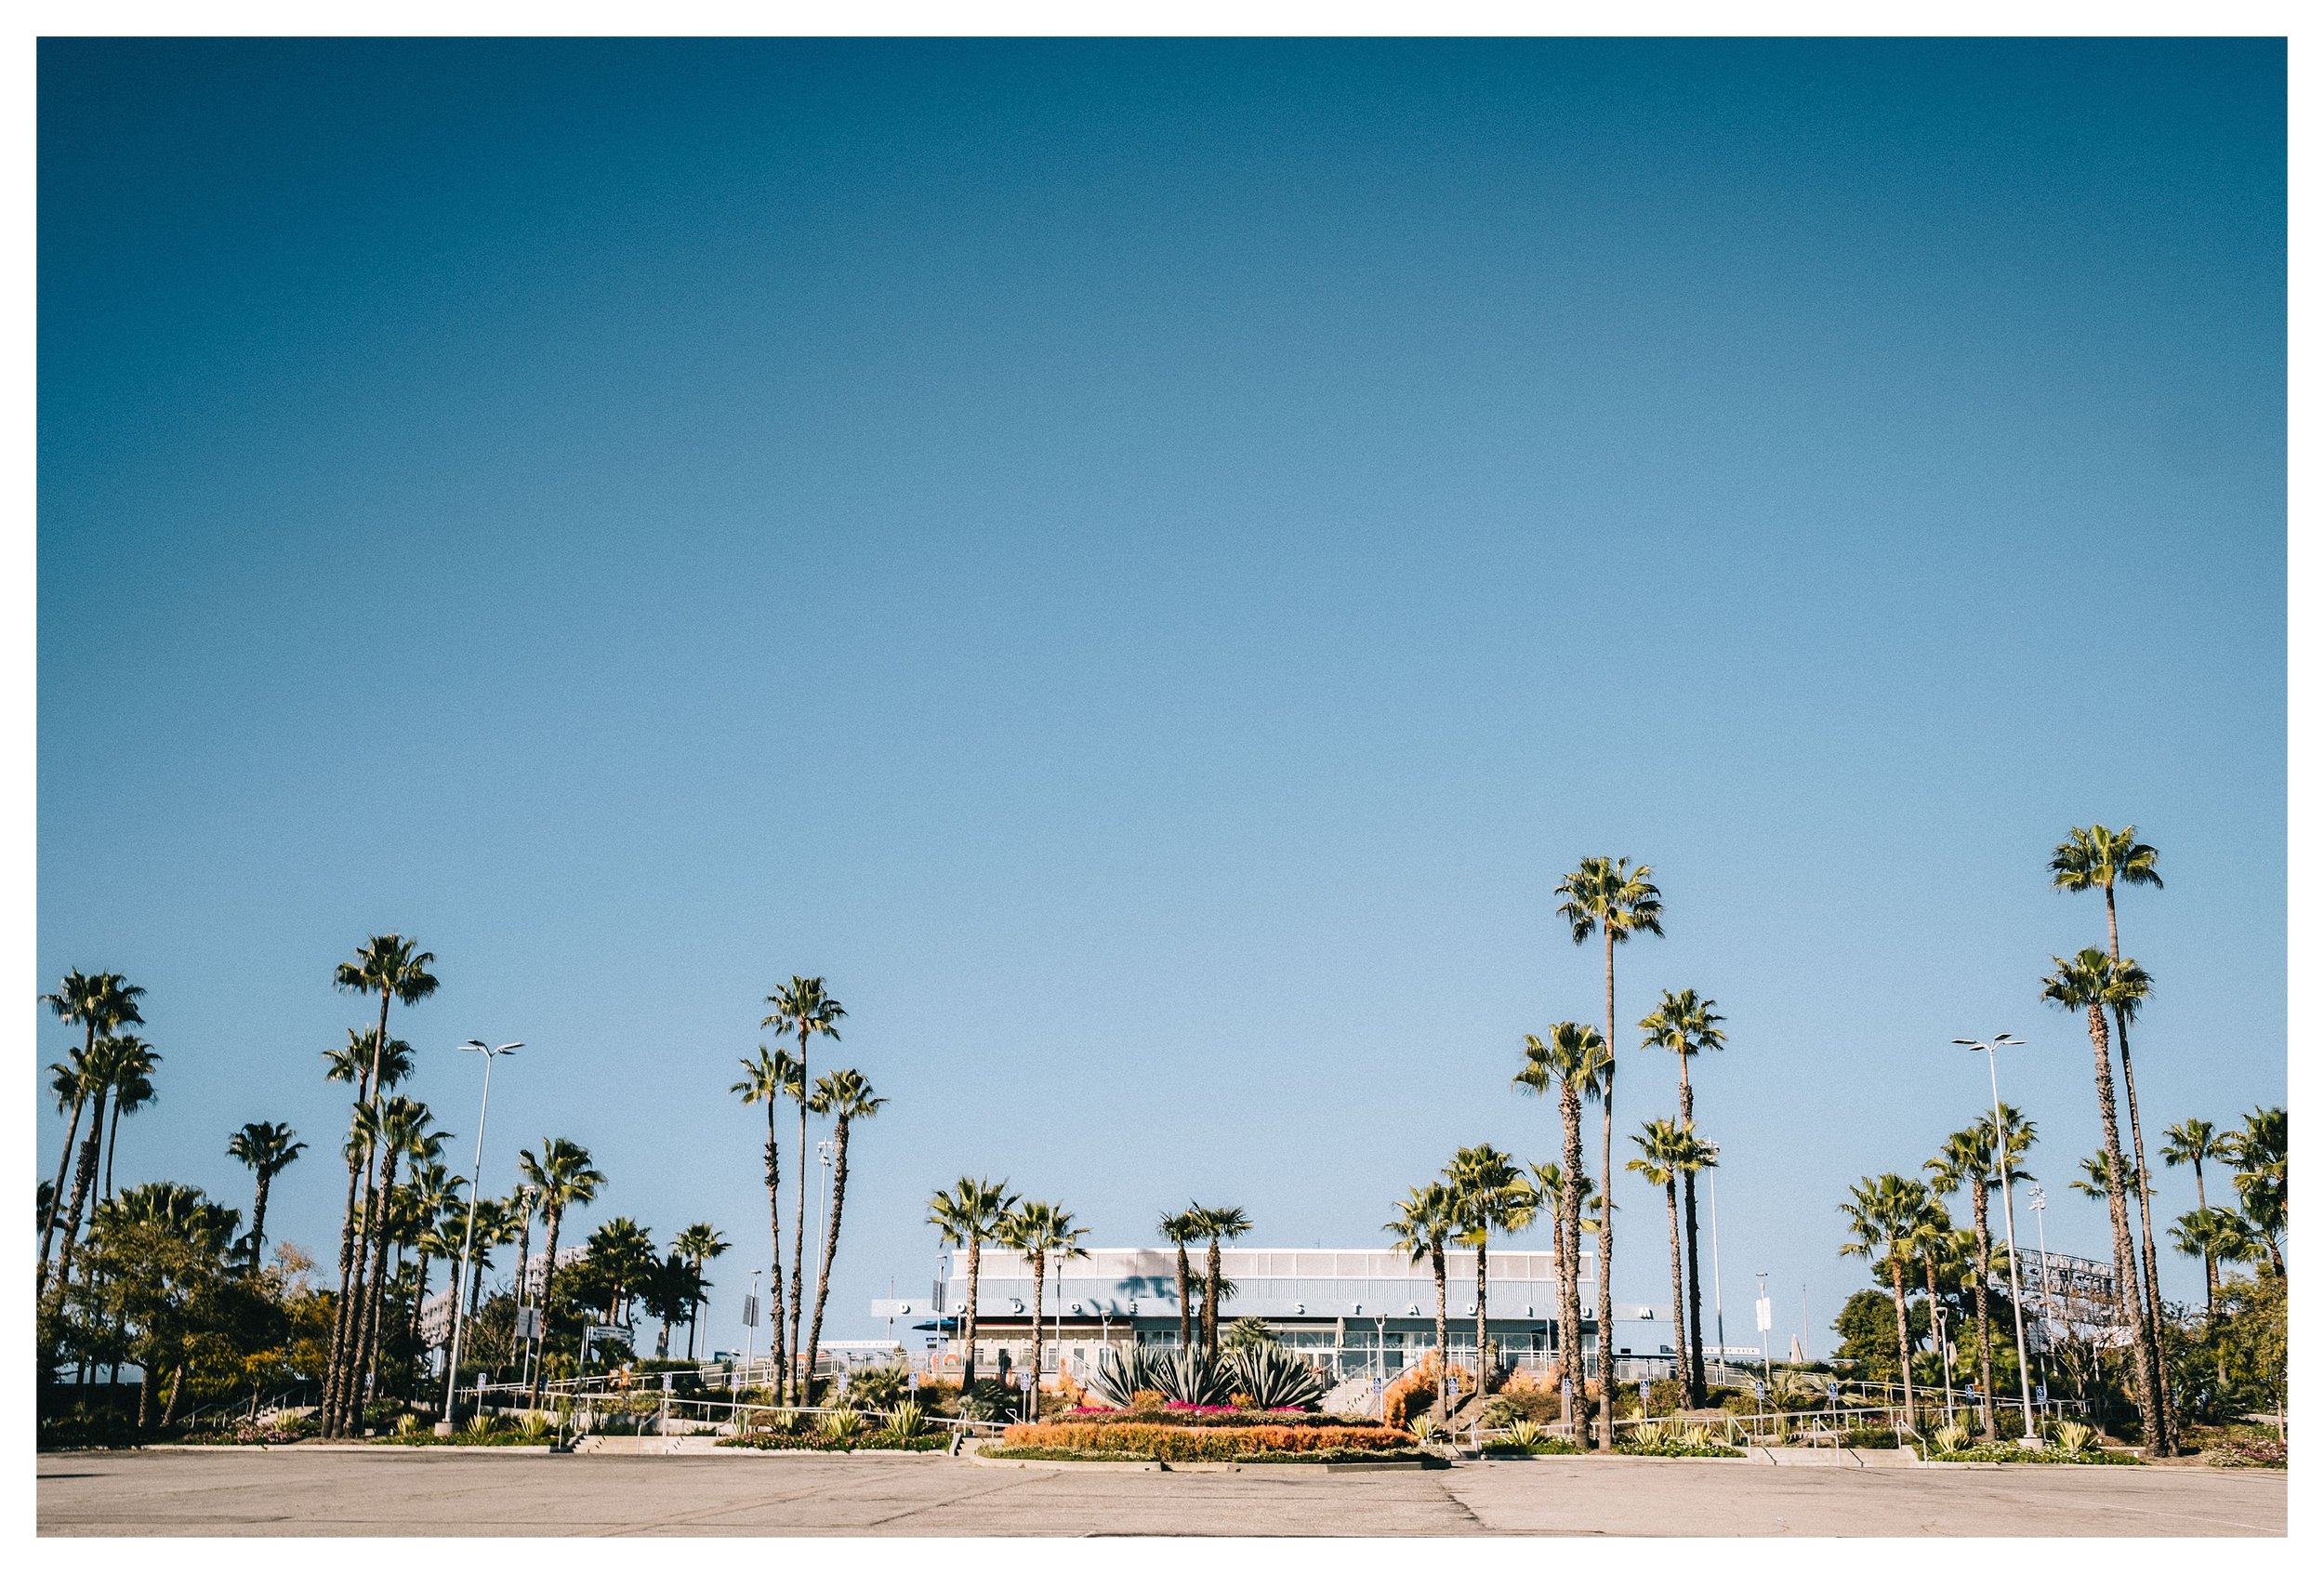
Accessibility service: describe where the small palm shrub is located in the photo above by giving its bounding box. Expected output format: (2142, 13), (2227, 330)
(1222, 1316), (1278, 1354)
(1225, 1345), (1327, 1411)
(851, 1366), (909, 1410)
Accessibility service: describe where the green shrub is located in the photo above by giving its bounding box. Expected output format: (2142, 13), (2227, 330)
(850, 1366), (908, 1410)
(997, 1420), (1415, 1462)
(1225, 1345), (1326, 1411)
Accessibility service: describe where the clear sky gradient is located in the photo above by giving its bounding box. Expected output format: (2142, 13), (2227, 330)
(38, 39), (2285, 1356)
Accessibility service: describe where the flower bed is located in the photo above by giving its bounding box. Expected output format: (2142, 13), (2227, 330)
(2205, 1436), (2286, 1469)
(1613, 1436), (1745, 1459)
(1051, 1407), (1379, 1430)
(1928, 1442), (2141, 1465)
(999, 1420), (1414, 1462)
(984, 1443), (1423, 1465)
(1482, 1437), (1586, 1457)
(718, 1434), (946, 1452)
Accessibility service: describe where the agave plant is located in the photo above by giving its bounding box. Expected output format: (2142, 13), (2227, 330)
(1152, 1348), (1234, 1408)
(516, 1409), (554, 1442)
(882, 1399), (926, 1439)
(393, 1412), (422, 1437)
(817, 1405), (863, 1444)
(1225, 1344), (1326, 1410)
(1629, 1419), (1667, 1448)
(459, 1412), (505, 1444)
(1505, 1417), (1546, 1448)
(1676, 1423), (1714, 1450)
(1089, 1343), (1165, 1408)
(1411, 1413), (1441, 1443)
(1934, 1422), (1969, 1455)
(2053, 1420), (2095, 1455)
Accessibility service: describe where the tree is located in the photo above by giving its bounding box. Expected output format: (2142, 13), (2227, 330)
(1627, 1119), (1691, 1389)
(2223, 1105), (2286, 1268)
(1926, 1105), (2032, 1438)
(732, 1045), (802, 1395)
(42, 1052), (91, 1267)
(99, 1038), (162, 1203)
(80, 1183), (252, 1432)
(997, 1200), (1089, 1420)
(1386, 1182), (1455, 1425)
(760, 976), (845, 1405)
(2040, 949), (2168, 1456)
(325, 936), (438, 1438)
(350, 1097), (435, 1419)
(2050, 825), (2171, 1446)
(317, 1027), (408, 1435)
(1157, 1208), (1205, 1350)
(48, 1033), (152, 1316)
(801, 1067), (885, 1389)
(225, 1122), (306, 1270)
(1193, 1204), (1251, 1362)
(401, 1160), (463, 1366)
(37, 971), (146, 1296)
(1447, 1144), (1530, 1393)
(1553, 855), (1662, 1448)
(1638, 986), (1724, 1405)
(2162, 1118), (2227, 1308)
(672, 1223), (730, 1361)
(1514, 1020), (1608, 1441)
(928, 1176), (1016, 1392)
(1839, 1172), (1927, 1432)
(518, 1137), (603, 1409)
(641, 1252), (706, 1360)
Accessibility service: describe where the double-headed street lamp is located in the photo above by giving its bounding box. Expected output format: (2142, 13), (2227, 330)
(1951, 1033), (2040, 1445)
(439, 1039), (522, 1435)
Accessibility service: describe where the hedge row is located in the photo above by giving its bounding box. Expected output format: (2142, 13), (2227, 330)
(1001, 1422), (1412, 1460)
(1055, 1408), (1377, 1430)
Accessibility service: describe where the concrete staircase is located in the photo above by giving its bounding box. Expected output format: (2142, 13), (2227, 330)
(1320, 1376), (1381, 1418)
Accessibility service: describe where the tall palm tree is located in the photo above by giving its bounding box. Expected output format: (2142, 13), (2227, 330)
(1386, 1182), (1456, 1425)
(2161, 1118), (2226, 1309)
(1927, 1106), (2032, 1438)
(761, 977), (845, 1404)
(1839, 1172), (1926, 1432)
(1193, 1204), (1251, 1362)
(929, 1176), (1016, 1392)
(49, 1033), (147, 1305)
(1447, 1144), (1528, 1393)
(1157, 1208), (1206, 1351)
(225, 1121), (306, 1270)
(318, 1028), (409, 1435)
(732, 1045), (803, 1395)
(1553, 856), (1662, 1448)
(1627, 1119), (1691, 1391)
(2223, 1106), (2286, 1269)
(38, 972), (145, 1296)
(1638, 987), (1723, 1404)
(2050, 826), (2170, 1435)
(402, 1160), (463, 1360)
(801, 1067), (886, 1388)
(353, 1098), (436, 1418)
(1514, 1020), (1608, 1441)
(519, 1137), (603, 1409)
(2041, 947), (2167, 1457)
(997, 1200), (1089, 1420)
(42, 1052), (91, 1260)
(99, 1038), (161, 1203)
(672, 1223), (730, 1360)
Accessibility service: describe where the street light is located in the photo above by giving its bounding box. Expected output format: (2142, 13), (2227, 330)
(439, 1039), (522, 1435)
(2027, 1183), (2053, 1396)
(1953, 1033), (2040, 1445)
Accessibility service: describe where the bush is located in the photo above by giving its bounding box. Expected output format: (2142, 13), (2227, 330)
(849, 1366), (909, 1410)
(1615, 1421), (1741, 1459)
(1226, 1345), (1327, 1411)
(1035, 1408), (1379, 1430)
(998, 1421), (1415, 1461)
(2205, 1435), (2286, 1469)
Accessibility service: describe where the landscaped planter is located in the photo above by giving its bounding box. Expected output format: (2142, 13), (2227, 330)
(992, 1414), (1417, 1464)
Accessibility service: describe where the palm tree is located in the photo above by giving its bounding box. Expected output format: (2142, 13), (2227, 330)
(1926, 1106), (2032, 1438)
(1157, 1208), (1205, 1351)
(760, 976), (845, 1403)
(225, 1121), (306, 1270)
(997, 1200), (1089, 1420)
(928, 1176), (1016, 1392)
(2161, 1118), (2226, 1308)
(42, 1052), (91, 1263)
(318, 1028), (409, 1435)
(1386, 1183), (1456, 1424)
(801, 1067), (886, 1389)
(1838, 1172), (1926, 1431)
(732, 1045), (803, 1396)
(519, 1137), (603, 1409)
(672, 1223), (730, 1360)
(2041, 947), (2167, 1457)
(48, 1033), (147, 1305)
(402, 1160), (464, 1360)
(1514, 1020), (1608, 1441)
(1638, 987), (1723, 1404)
(99, 1038), (161, 1203)
(1193, 1204), (1252, 1362)
(1553, 856), (1662, 1448)
(38, 971), (146, 1295)
(350, 1097), (435, 1417)
(1447, 1144), (1528, 1395)
(2223, 1106), (2286, 1270)
(1627, 1119), (1691, 1391)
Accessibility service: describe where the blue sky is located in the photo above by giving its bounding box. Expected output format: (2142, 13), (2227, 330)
(38, 38), (2284, 1356)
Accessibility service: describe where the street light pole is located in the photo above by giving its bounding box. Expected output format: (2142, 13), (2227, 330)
(438, 1039), (522, 1435)
(2028, 1183), (2053, 1397)
(1706, 1145), (1727, 1371)
(1953, 1034), (2040, 1445)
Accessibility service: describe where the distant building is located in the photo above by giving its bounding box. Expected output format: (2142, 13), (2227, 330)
(878, 1245), (1685, 1382)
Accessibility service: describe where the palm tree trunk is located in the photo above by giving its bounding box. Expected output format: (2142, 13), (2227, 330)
(2080, 1002), (2165, 1457)
(962, 1237), (983, 1390)
(789, 1025), (811, 1405)
(1432, 1239), (1449, 1425)
(1663, 1178), (1684, 1398)
(350, 1149), (401, 1432)
(766, 1118), (789, 1398)
(1203, 1239), (1222, 1363)
(2112, 1008), (2175, 1452)
(527, 1208), (562, 1411)
(1889, 1256), (1916, 1432)
(50, 1083), (112, 1305)
(249, 1171), (273, 1271)
(2192, 1159), (2217, 1309)
(37, 1091), (88, 1294)
(1474, 1239), (1491, 1396)
(104, 1096), (125, 1202)
(1596, 926), (1618, 1451)
(1681, 1172), (1706, 1407)
(136, 1358), (155, 1433)
(324, 1135), (367, 1436)
(1970, 1179), (1995, 1437)
(1174, 1245), (1191, 1350)
(803, 1116), (852, 1397)
(1560, 1082), (1588, 1445)
(161, 1365), (185, 1429)
(1028, 1248), (1047, 1422)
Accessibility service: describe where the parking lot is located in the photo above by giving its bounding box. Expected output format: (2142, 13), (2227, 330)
(36, 1448), (2288, 1537)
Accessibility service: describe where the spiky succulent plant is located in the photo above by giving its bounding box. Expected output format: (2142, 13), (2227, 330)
(1225, 1344), (1326, 1410)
